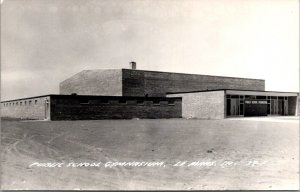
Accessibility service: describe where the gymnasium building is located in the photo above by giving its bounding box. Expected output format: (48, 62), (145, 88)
(1, 63), (299, 120)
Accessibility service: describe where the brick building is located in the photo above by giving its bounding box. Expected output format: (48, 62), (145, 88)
(1, 66), (299, 120)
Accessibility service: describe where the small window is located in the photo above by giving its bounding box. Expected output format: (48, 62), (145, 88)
(35, 100), (38, 104)
(256, 96), (266, 99)
(153, 100), (160, 105)
(16, 102), (18, 105)
(119, 99), (127, 104)
(101, 99), (109, 104)
(239, 95), (244, 99)
(20, 102), (22, 106)
(285, 97), (288, 100)
(80, 99), (90, 104)
(25, 101), (27, 105)
(29, 100), (32, 105)
(137, 100), (144, 105)
(168, 100), (175, 105)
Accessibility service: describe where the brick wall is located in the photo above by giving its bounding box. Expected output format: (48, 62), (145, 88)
(60, 69), (122, 96)
(1, 96), (50, 120)
(122, 69), (265, 97)
(50, 95), (182, 120)
(167, 90), (225, 119)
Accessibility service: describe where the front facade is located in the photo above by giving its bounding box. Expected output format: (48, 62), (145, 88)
(167, 89), (299, 119)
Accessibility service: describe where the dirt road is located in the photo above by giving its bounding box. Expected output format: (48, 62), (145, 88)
(1, 118), (299, 190)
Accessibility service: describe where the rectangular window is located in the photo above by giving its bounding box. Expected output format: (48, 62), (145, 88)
(29, 101), (32, 105)
(153, 100), (160, 105)
(25, 101), (27, 105)
(256, 96), (266, 99)
(79, 99), (90, 104)
(35, 100), (38, 104)
(20, 102), (22, 106)
(137, 100), (144, 105)
(168, 100), (175, 105)
(101, 99), (109, 104)
(119, 99), (127, 104)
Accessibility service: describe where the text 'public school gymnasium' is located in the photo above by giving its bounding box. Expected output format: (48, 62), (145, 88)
(1, 62), (299, 120)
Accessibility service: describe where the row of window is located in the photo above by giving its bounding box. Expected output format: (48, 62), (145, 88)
(226, 95), (288, 100)
(2, 99), (39, 107)
(79, 99), (176, 105)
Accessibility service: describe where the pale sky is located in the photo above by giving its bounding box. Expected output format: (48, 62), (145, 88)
(1, 0), (299, 101)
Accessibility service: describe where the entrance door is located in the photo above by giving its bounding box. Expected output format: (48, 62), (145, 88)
(271, 99), (278, 115)
(44, 99), (50, 120)
(284, 100), (288, 115)
(227, 98), (239, 116)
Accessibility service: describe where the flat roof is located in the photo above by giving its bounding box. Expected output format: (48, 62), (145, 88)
(167, 89), (299, 96)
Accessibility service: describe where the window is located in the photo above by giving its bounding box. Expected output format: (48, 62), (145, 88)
(153, 100), (160, 105)
(25, 101), (27, 105)
(256, 96), (266, 99)
(35, 100), (38, 104)
(137, 100), (144, 105)
(79, 99), (90, 104)
(101, 99), (109, 104)
(119, 99), (127, 104)
(29, 100), (32, 105)
(168, 100), (175, 105)
(20, 102), (22, 106)
(16, 102), (18, 105)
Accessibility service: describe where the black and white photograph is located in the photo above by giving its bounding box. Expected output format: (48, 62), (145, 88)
(0, 0), (299, 190)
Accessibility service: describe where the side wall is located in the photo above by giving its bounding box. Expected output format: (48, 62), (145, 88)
(122, 69), (265, 97)
(1, 96), (50, 120)
(50, 96), (182, 120)
(167, 91), (225, 119)
(60, 69), (122, 96)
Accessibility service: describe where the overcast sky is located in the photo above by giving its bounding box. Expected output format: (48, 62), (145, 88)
(1, 0), (299, 100)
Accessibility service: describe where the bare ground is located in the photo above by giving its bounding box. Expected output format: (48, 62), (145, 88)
(0, 117), (299, 190)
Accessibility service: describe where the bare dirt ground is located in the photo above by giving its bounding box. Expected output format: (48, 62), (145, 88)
(1, 117), (299, 190)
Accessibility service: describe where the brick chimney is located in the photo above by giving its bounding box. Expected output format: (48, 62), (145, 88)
(130, 61), (136, 70)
